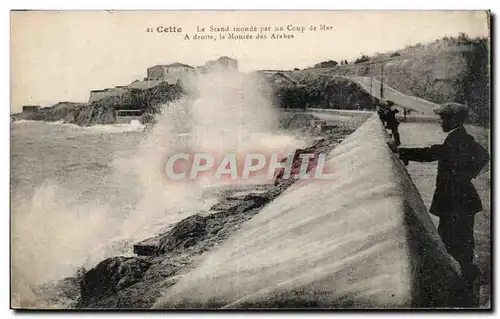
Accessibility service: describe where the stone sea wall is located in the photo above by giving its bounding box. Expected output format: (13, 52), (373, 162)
(153, 115), (463, 309)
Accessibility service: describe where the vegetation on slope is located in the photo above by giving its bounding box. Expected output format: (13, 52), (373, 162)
(266, 73), (380, 111)
(307, 34), (490, 125)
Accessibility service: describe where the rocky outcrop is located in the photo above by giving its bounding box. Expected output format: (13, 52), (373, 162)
(69, 102), (117, 126)
(12, 81), (185, 127)
(10, 101), (116, 126)
(11, 102), (83, 122)
(69, 81), (185, 126)
(77, 257), (152, 307)
(133, 190), (278, 259)
(98, 81), (185, 114)
(76, 185), (278, 308)
(156, 215), (207, 255)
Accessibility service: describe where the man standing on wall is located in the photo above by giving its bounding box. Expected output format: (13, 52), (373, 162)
(396, 102), (489, 305)
(379, 100), (401, 146)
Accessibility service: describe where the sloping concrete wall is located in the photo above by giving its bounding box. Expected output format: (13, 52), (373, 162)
(153, 115), (461, 309)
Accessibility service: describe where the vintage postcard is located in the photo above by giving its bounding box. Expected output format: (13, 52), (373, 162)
(10, 10), (491, 310)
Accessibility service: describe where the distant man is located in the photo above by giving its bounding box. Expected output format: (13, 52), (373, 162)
(377, 101), (390, 126)
(397, 102), (489, 285)
(377, 105), (387, 124)
(380, 100), (401, 146)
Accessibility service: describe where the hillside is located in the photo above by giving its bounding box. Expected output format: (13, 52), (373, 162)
(299, 34), (490, 125)
(261, 72), (381, 111)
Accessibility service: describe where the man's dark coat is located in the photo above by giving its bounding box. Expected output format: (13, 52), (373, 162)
(399, 126), (489, 216)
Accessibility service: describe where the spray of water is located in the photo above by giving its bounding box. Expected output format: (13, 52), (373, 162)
(11, 181), (121, 307)
(11, 70), (309, 307)
(118, 71), (307, 239)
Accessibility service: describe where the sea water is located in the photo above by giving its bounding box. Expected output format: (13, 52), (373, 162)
(10, 71), (310, 307)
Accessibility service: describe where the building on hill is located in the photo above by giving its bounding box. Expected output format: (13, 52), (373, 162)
(205, 56), (238, 72)
(87, 62), (193, 104)
(22, 105), (40, 112)
(146, 62), (195, 83)
(195, 66), (208, 74)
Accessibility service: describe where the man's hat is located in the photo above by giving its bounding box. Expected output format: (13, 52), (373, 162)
(433, 102), (469, 120)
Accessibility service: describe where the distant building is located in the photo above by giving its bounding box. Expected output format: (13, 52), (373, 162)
(146, 62), (195, 83)
(22, 105), (40, 112)
(195, 66), (208, 74)
(205, 56), (238, 72)
(87, 58), (239, 105)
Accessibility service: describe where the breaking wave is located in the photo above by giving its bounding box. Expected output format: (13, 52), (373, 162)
(11, 71), (308, 307)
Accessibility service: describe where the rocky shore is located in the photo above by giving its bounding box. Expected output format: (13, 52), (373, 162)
(11, 82), (184, 127)
(37, 124), (355, 309)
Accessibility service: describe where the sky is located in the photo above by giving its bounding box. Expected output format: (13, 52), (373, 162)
(10, 10), (490, 112)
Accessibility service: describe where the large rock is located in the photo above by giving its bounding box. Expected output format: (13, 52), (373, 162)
(133, 237), (160, 257)
(11, 102), (83, 122)
(78, 257), (152, 307)
(135, 192), (275, 257)
(210, 194), (272, 215)
(156, 214), (207, 255)
(9, 101), (117, 126)
(70, 100), (117, 126)
(11, 81), (185, 127)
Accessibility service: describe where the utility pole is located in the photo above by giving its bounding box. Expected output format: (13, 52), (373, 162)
(370, 68), (375, 107)
(370, 69), (373, 96)
(380, 62), (385, 100)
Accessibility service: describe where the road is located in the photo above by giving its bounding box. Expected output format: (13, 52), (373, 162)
(346, 76), (439, 115)
(308, 111), (372, 128)
(398, 121), (491, 308)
